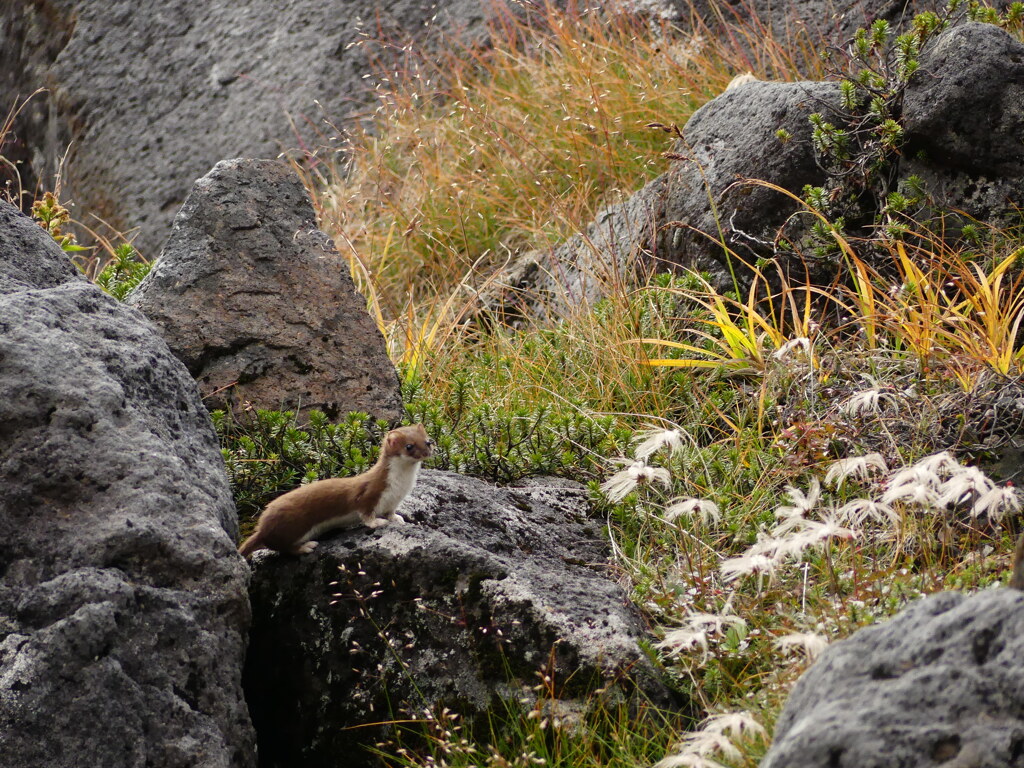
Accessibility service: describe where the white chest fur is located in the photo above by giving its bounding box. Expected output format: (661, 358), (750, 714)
(374, 456), (421, 517)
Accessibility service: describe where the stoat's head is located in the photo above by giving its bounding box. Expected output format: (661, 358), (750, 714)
(383, 423), (434, 462)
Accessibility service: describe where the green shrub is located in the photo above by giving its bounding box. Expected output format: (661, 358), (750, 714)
(216, 383), (631, 527)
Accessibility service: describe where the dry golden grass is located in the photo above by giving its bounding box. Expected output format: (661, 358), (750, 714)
(303, 1), (821, 332)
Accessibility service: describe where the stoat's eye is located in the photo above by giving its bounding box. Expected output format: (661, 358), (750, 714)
(406, 443), (414, 452)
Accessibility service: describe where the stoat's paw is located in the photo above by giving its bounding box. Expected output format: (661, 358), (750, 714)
(364, 517), (388, 529)
(389, 513), (406, 525)
(297, 540), (318, 554)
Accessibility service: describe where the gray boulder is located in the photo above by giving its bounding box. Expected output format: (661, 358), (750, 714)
(900, 22), (1024, 225)
(661, 79), (841, 279)
(0, 201), (255, 766)
(762, 589), (1024, 768)
(1, 0), (545, 254)
(244, 471), (677, 768)
(493, 19), (1024, 316)
(127, 158), (403, 422)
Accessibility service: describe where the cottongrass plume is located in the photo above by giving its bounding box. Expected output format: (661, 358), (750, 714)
(772, 336), (813, 364)
(600, 458), (672, 502)
(722, 481), (858, 584)
(600, 426), (715, 511)
(720, 551), (778, 585)
(876, 451), (1021, 522)
(775, 631), (829, 660)
(665, 497), (721, 525)
(656, 608), (746, 659)
(836, 498), (898, 526)
(825, 452), (887, 488)
(722, 450), (1020, 586)
(839, 386), (898, 417)
(654, 711), (768, 768)
(633, 426), (687, 461)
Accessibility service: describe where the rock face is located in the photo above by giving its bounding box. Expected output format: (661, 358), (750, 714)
(244, 471), (676, 768)
(0, 201), (255, 767)
(901, 22), (1024, 225)
(488, 174), (670, 319)
(661, 79), (841, 279)
(1, 0), (547, 254)
(762, 588), (1024, 768)
(127, 158), (403, 422)
(685, 0), (946, 49)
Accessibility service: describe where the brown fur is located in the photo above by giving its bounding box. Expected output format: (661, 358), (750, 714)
(238, 424), (432, 557)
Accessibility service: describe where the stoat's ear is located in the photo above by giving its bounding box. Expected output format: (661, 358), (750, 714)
(385, 430), (403, 452)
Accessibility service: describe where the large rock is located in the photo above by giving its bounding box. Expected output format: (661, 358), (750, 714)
(660, 79), (841, 279)
(127, 158), (403, 422)
(900, 22), (1024, 225)
(0, 0), (557, 254)
(762, 588), (1024, 768)
(0, 201), (255, 766)
(244, 471), (678, 768)
(493, 18), (1024, 315)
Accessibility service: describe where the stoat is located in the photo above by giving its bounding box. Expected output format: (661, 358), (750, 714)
(238, 424), (434, 557)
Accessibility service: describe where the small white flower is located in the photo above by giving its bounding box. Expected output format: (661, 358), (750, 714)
(772, 336), (813, 363)
(888, 465), (942, 491)
(655, 628), (709, 657)
(882, 482), (936, 506)
(935, 467), (994, 509)
(801, 514), (859, 544)
(776, 479), (822, 517)
(746, 534), (788, 559)
(772, 508), (807, 537)
(837, 498), (899, 526)
(656, 608), (745, 658)
(825, 453), (888, 488)
(882, 468), (939, 506)
(633, 427), (686, 461)
(721, 553), (777, 583)
(911, 451), (961, 477)
(600, 459), (672, 502)
(665, 497), (721, 525)
(679, 731), (741, 760)
(771, 480), (821, 536)
(772, 530), (822, 560)
(839, 387), (896, 417)
(685, 611), (746, 635)
(701, 711), (768, 740)
(775, 631), (829, 660)
(970, 484), (1022, 521)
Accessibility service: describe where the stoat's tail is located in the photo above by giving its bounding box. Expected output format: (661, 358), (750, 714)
(238, 533), (263, 559)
